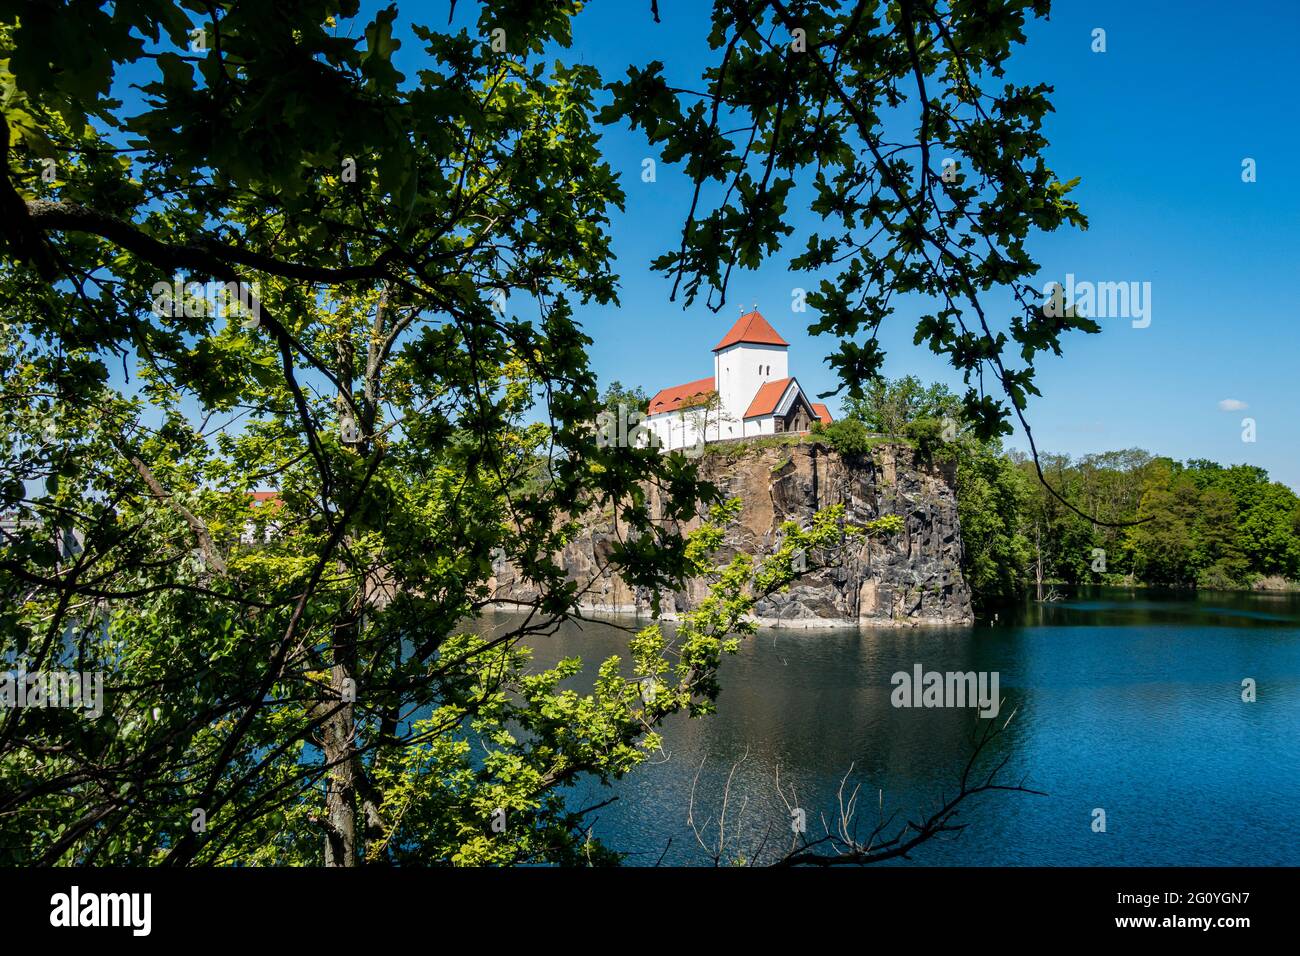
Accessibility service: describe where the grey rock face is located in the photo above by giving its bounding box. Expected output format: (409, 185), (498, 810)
(490, 440), (973, 627)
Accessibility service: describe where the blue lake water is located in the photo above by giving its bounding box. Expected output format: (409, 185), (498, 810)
(486, 588), (1300, 865)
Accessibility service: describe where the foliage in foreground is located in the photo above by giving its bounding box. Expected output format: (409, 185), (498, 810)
(2, 0), (1086, 864)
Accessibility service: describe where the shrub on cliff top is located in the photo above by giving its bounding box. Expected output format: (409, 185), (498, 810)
(814, 419), (875, 457)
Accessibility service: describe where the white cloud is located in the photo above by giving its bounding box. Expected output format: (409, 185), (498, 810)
(1218, 398), (1249, 412)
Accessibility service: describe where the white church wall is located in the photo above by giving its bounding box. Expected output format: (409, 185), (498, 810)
(715, 342), (788, 426)
(644, 405), (786, 449)
(644, 395), (802, 449)
(642, 413), (668, 450)
(644, 410), (710, 451)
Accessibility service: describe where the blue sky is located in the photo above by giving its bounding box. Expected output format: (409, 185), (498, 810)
(500, 0), (1299, 487)
(103, 1), (1300, 488)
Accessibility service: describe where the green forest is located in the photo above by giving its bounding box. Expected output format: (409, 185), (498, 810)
(816, 376), (1300, 609)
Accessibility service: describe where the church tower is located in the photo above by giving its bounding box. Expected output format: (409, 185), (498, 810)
(713, 309), (790, 437)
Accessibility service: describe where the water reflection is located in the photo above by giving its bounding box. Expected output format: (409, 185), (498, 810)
(477, 588), (1300, 865)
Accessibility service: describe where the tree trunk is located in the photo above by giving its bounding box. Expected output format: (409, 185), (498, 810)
(1034, 522), (1044, 602)
(323, 658), (356, 866)
(324, 322), (359, 866)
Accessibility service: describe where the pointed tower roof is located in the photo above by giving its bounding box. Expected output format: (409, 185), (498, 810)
(713, 309), (790, 352)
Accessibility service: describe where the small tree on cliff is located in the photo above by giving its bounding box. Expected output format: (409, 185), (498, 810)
(679, 389), (733, 445)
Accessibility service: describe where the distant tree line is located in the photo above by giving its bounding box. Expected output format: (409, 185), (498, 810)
(818, 377), (1300, 611)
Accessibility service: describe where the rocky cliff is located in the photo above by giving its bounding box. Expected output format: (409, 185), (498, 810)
(491, 439), (973, 627)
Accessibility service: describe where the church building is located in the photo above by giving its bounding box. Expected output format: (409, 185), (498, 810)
(643, 309), (831, 452)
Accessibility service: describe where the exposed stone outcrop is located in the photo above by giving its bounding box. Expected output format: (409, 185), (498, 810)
(490, 439), (973, 628)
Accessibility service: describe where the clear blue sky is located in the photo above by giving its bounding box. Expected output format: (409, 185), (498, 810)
(112, 1), (1300, 488)
(474, 0), (1298, 487)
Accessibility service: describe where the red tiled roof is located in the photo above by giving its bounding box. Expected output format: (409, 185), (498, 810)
(811, 403), (832, 425)
(713, 310), (789, 352)
(744, 377), (795, 419)
(249, 491), (281, 509)
(646, 376), (717, 416)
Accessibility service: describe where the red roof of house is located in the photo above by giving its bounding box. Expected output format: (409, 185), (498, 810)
(249, 491), (282, 510)
(744, 377), (796, 419)
(646, 376), (717, 416)
(713, 310), (790, 352)
(811, 403), (832, 425)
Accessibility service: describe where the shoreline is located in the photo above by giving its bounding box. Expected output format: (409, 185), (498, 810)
(485, 602), (974, 630)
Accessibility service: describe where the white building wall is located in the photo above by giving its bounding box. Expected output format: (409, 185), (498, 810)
(645, 405), (787, 449)
(738, 414), (775, 438)
(644, 410), (710, 451)
(643, 412), (672, 450)
(715, 343), (788, 428)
